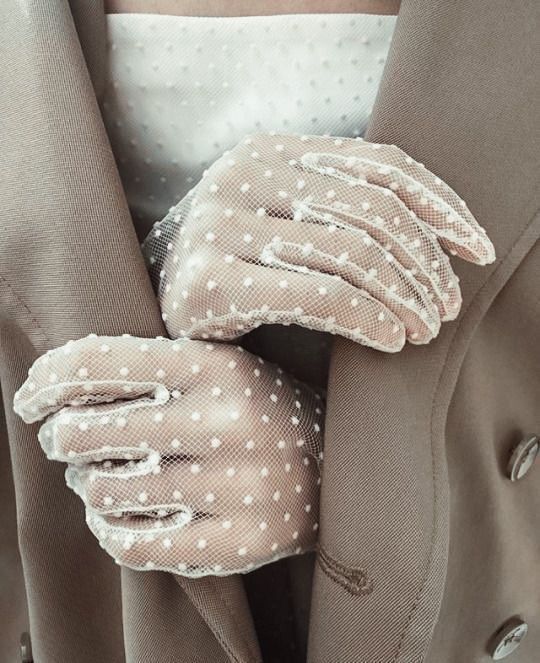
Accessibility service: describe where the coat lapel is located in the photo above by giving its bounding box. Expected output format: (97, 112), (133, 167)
(0, 1), (261, 661)
(309, 1), (539, 661)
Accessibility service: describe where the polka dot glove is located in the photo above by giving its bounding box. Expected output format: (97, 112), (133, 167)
(143, 133), (495, 352)
(13, 335), (323, 577)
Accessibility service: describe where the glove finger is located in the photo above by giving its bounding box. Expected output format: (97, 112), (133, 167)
(209, 132), (493, 266)
(67, 448), (319, 518)
(33, 385), (272, 463)
(158, 206), (441, 342)
(306, 200), (462, 322)
(300, 147), (495, 265)
(289, 173), (462, 321)
(37, 340), (323, 461)
(160, 252), (406, 352)
(269, 238), (439, 344)
(13, 335), (215, 424)
(189, 204), (457, 326)
(85, 496), (319, 575)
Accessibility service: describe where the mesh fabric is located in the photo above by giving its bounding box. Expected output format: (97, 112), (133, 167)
(14, 335), (324, 576)
(13, 134), (495, 577)
(142, 133), (495, 353)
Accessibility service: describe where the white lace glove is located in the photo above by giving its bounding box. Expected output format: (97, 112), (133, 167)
(143, 133), (495, 353)
(13, 335), (323, 577)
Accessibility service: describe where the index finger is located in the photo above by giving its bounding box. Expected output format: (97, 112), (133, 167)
(13, 335), (216, 423)
(299, 141), (496, 265)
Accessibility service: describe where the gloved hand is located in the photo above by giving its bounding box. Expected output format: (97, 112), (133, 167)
(143, 133), (495, 353)
(13, 335), (323, 576)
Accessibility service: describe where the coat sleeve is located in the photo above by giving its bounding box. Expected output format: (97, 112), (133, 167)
(0, 2), (260, 662)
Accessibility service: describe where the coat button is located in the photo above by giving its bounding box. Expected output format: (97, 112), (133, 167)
(20, 632), (33, 662)
(507, 434), (538, 481)
(489, 618), (528, 659)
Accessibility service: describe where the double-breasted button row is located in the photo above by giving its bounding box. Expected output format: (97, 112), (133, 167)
(487, 433), (538, 659)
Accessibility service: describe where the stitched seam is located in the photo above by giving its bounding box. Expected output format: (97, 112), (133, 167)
(173, 575), (243, 663)
(391, 207), (540, 662)
(209, 576), (258, 663)
(0, 272), (50, 346)
(316, 543), (374, 596)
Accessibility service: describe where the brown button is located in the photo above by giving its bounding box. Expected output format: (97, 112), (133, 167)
(489, 617), (528, 660)
(507, 434), (539, 481)
(20, 632), (33, 662)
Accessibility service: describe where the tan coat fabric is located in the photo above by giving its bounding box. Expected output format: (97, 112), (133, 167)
(0, 1), (538, 662)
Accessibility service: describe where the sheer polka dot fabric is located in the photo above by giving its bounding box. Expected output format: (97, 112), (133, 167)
(14, 336), (324, 576)
(142, 133), (496, 353)
(102, 13), (397, 233)
(13, 133), (495, 578)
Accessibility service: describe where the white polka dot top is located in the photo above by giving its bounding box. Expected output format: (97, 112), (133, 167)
(102, 13), (397, 235)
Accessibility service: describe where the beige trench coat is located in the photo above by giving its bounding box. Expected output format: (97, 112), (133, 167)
(0, 1), (538, 661)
